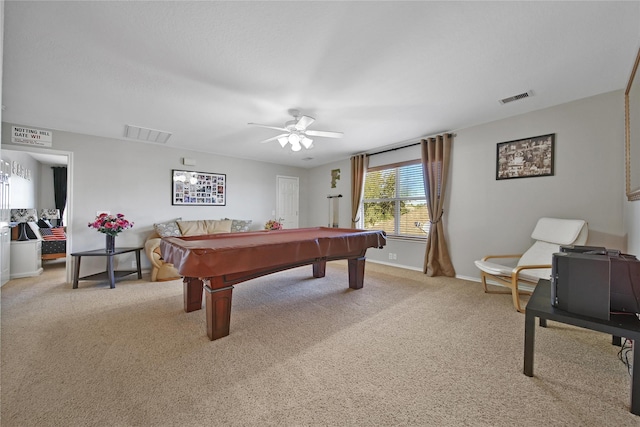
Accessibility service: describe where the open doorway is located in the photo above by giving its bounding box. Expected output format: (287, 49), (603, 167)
(0, 145), (73, 283)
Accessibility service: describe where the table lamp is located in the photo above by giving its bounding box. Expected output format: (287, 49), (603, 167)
(39, 208), (61, 226)
(10, 209), (38, 241)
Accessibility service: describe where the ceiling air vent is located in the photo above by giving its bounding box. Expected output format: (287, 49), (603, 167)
(499, 90), (534, 105)
(125, 125), (172, 143)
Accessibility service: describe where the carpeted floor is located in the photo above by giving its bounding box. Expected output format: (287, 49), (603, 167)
(1, 259), (638, 426)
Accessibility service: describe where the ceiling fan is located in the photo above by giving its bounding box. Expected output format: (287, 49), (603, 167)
(249, 110), (343, 152)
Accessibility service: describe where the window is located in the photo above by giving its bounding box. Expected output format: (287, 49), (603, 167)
(359, 160), (429, 238)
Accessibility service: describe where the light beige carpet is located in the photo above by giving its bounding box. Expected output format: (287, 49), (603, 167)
(1, 259), (638, 426)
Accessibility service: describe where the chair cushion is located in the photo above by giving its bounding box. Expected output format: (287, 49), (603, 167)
(475, 259), (549, 282)
(531, 218), (587, 245)
(474, 260), (513, 276)
(517, 240), (558, 266)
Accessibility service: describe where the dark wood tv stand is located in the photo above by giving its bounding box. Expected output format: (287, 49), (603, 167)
(524, 279), (640, 415)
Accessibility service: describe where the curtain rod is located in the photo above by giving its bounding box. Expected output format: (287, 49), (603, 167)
(365, 132), (455, 157)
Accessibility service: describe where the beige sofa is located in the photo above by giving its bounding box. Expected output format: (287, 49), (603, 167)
(144, 218), (252, 281)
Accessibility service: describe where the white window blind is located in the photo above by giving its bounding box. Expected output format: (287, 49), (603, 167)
(360, 160), (429, 238)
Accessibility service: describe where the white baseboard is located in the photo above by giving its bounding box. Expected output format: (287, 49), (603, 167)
(366, 259), (423, 272)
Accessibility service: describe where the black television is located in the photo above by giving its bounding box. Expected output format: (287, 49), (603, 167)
(551, 246), (640, 320)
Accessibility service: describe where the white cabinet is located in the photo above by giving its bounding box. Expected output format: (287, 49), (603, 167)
(1, 227), (10, 285)
(10, 239), (43, 279)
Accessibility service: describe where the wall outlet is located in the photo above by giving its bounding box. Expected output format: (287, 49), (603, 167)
(389, 253), (393, 259)
(388, 253), (397, 260)
(132, 260), (137, 269)
(392, 253), (397, 260)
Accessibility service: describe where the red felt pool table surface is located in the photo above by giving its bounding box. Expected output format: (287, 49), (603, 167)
(160, 227), (386, 340)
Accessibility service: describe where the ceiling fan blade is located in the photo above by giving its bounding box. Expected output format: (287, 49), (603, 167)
(305, 130), (344, 138)
(248, 123), (288, 132)
(295, 115), (315, 131)
(259, 133), (289, 144)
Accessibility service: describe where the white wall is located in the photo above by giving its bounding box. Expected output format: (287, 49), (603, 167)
(450, 90), (625, 280)
(1, 150), (39, 209)
(309, 90), (628, 279)
(38, 163), (56, 211)
(624, 199), (640, 256)
(307, 158), (351, 228)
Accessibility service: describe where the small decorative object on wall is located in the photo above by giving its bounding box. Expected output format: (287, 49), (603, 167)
(88, 213), (134, 253)
(172, 169), (226, 206)
(496, 133), (555, 180)
(331, 168), (341, 188)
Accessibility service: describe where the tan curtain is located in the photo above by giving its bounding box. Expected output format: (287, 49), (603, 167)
(350, 155), (368, 228)
(421, 134), (455, 277)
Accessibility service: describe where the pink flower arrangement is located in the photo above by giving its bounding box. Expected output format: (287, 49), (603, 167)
(88, 213), (134, 236)
(264, 219), (282, 230)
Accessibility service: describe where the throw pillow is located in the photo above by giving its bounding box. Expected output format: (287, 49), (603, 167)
(177, 220), (208, 236)
(154, 218), (182, 237)
(230, 219), (252, 232)
(37, 219), (52, 228)
(204, 219), (232, 234)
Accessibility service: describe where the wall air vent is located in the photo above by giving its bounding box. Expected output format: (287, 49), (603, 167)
(125, 125), (172, 144)
(499, 90), (534, 105)
(301, 157), (314, 161)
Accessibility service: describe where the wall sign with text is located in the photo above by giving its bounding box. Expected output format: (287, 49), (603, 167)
(11, 126), (52, 147)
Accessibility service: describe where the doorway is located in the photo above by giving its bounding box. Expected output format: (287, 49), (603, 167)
(0, 145), (73, 283)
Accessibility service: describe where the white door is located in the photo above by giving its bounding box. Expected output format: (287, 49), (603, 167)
(276, 176), (299, 229)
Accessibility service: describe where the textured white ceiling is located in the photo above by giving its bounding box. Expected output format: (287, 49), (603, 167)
(3, 1), (640, 168)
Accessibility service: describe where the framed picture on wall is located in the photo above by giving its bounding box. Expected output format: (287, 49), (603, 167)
(496, 133), (555, 180)
(171, 170), (226, 206)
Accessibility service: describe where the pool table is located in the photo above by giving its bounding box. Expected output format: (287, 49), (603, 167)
(160, 227), (386, 340)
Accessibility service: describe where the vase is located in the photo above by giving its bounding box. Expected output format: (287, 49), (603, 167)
(106, 234), (116, 253)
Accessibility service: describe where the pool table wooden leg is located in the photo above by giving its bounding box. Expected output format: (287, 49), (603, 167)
(313, 259), (327, 278)
(204, 282), (234, 341)
(348, 256), (366, 289)
(183, 277), (204, 312)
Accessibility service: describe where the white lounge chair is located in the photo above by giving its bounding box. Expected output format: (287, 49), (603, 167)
(474, 217), (588, 312)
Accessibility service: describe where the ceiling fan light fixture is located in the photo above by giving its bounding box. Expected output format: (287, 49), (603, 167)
(288, 133), (300, 145)
(290, 140), (302, 152)
(249, 111), (342, 153)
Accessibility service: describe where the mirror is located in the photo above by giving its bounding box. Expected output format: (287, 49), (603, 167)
(626, 47), (640, 201)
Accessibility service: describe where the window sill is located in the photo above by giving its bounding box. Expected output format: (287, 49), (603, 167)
(385, 234), (428, 243)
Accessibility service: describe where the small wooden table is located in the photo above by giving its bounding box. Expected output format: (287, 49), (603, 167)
(524, 279), (640, 415)
(71, 247), (143, 289)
